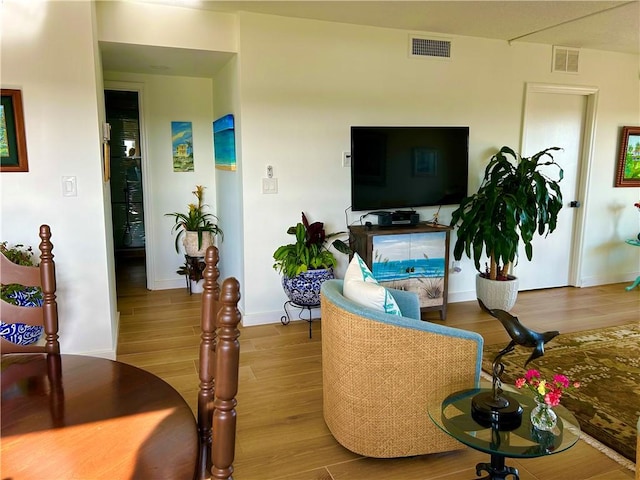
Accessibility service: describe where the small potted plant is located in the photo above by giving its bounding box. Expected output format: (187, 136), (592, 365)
(273, 212), (350, 306)
(165, 185), (223, 257)
(450, 146), (564, 311)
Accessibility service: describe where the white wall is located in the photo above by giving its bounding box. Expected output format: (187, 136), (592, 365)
(236, 13), (640, 325)
(574, 49), (640, 285)
(96, 0), (237, 53)
(1, 1), (116, 356)
(213, 57), (245, 290)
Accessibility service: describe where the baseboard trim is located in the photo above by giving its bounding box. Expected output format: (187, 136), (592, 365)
(578, 273), (638, 288)
(74, 349), (117, 360)
(242, 306), (320, 327)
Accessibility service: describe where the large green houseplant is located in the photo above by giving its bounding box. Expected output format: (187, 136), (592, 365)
(450, 146), (564, 308)
(165, 185), (222, 256)
(273, 212), (350, 306)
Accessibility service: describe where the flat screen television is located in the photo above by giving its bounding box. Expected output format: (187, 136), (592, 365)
(350, 126), (469, 211)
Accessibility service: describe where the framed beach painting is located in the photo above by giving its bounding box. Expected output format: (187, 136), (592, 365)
(172, 121), (194, 172)
(213, 114), (236, 171)
(615, 126), (640, 187)
(1, 89), (29, 172)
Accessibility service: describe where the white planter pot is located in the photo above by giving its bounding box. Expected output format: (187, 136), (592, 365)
(183, 231), (213, 257)
(476, 274), (519, 311)
(190, 279), (204, 294)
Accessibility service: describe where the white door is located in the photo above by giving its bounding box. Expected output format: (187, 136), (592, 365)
(515, 89), (588, 290)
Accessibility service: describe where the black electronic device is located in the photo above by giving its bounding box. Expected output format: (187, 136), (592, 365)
(371, 210), (420, 227)
(350, 126), (469, 211)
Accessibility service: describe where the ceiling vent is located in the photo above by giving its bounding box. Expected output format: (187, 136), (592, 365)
(552, 46), (580, 74)
(409, 35), (452, 60)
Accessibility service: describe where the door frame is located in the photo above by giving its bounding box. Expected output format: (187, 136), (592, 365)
(104, 81), (154, 289)
(520, 83), (599, 287)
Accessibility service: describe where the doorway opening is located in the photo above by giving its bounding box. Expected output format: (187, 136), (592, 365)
(105, 90), (146, 291)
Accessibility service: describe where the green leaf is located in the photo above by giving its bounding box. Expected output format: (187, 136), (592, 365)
(272, 214), (350, 276)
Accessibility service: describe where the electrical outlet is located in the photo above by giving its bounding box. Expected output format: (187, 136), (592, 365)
(262, 178), (278, 194)
(342, 152), (351, 168)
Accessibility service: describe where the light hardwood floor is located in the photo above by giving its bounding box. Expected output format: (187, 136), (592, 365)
(115, 259), (638, 480)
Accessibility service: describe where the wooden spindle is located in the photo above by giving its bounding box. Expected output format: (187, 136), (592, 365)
(196, 246), (220, 479)
(38, 225), (59, 354)
(211, 277), (241, 480)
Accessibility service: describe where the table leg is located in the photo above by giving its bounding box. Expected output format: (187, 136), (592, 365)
(625, 276), (640, 291)
(476, 454), (519, 480)
(306, 306), (313, 339)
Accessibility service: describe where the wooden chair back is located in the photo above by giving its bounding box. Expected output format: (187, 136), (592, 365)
(196, 246), (241, 480)
(1, 225), (59, 354)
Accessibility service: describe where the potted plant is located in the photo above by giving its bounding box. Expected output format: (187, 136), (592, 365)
(273, 212), (351, 306)
(0, 241), (42, 306)
(450, 146), (564, 310)
(165, 185), (222, 257)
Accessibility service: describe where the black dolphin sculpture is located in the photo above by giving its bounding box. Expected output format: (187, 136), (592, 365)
(480, 299), (559, 366)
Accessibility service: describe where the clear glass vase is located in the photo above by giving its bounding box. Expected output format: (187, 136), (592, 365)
(530, 398), (558, 431)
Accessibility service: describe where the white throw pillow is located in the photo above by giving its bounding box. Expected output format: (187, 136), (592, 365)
(343, 253), (402, 316)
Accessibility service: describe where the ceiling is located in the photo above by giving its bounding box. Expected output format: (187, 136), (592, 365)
(100, 1), (640, 77)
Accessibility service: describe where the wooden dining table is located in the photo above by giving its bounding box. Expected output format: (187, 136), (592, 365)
(1, 353), (198, 479)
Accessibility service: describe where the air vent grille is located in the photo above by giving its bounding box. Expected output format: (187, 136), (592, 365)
(552, 46), (580, 74)
(410, 36), (452, 59)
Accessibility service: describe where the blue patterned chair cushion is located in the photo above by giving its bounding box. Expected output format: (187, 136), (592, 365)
(1, 285), (44, 345)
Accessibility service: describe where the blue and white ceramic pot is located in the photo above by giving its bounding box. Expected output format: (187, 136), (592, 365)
(281, 268), (334, 306)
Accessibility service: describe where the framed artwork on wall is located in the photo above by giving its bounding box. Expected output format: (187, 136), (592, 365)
(172, 121), (194, 172)
(1, 89), (29, 172)
(213, 114), (236, 171)
(615, 126), (640, 187)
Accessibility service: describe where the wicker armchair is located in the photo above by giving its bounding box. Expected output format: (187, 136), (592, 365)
(320, 279), (483, 458)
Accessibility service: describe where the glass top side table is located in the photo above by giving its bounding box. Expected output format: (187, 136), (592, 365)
(624, 239), (640, 291)
(428, 384), (581, 480)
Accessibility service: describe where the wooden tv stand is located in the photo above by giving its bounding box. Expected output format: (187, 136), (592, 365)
(349, 222), (452, 320)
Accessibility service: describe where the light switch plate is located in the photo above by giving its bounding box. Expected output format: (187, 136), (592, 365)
(342, 152), (351, 168)
(62, 176), (77, 197)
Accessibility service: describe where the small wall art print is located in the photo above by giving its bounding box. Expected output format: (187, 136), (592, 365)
(213, 114), (236, 171)
(1, 89), (29, 172)
(615, 126), (640, 187)
(171, 121), (194, 172)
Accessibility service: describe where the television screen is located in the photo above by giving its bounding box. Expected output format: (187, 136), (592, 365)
(350, 126), (469, 211)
